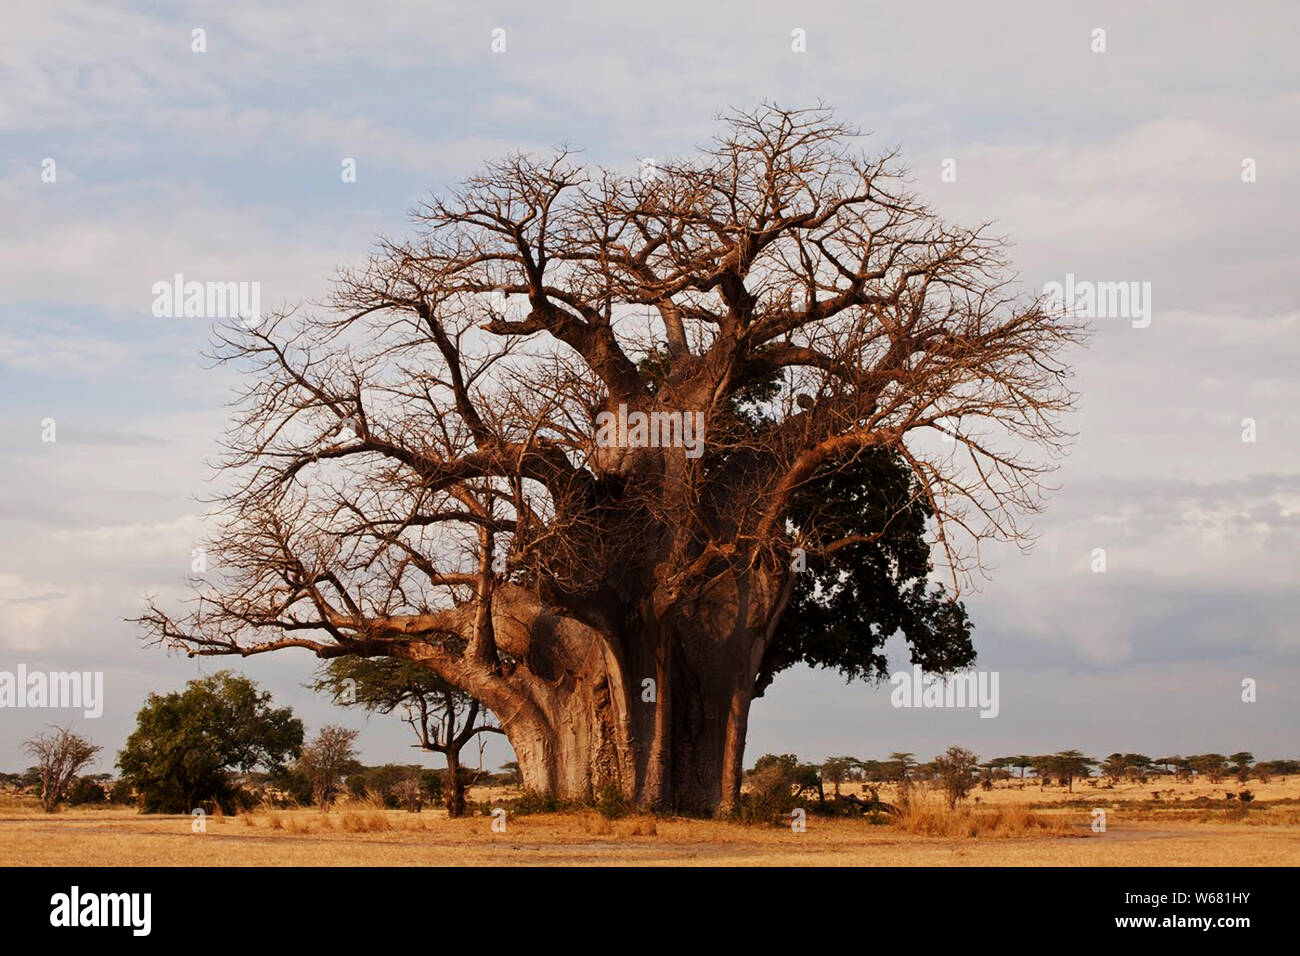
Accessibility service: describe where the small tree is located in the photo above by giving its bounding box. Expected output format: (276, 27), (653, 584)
(389, 776), (426, 812)
(1100, 753), (1128, 785)
(888, 752), (917, 786)
(1031, 755), (1057, 790)
(1191, 753), (1228, 784)
(1122, 754), (1151, 781)
(855, 759), (887, 783)
(1254, 759), (1298, 783)
(24, 728), (100, 813)
(793, 762), (826, 806)
(741, 754), (823, 819)
(313, 658), (501, 817)
(1053, 750), (1095, 793)
(1003, 755), (1033, 788)
(297, 725), (361, 811)
(933, 746), (979, 809)
(821, 756), (856, 797)
(1228, 752), (1254, 785)
(978, 759), (1004, 791)
(66, 776), (108, 806)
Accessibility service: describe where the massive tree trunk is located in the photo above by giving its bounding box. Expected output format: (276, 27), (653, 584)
(422, 565), (786, 815)
(493, 639), (756, 815)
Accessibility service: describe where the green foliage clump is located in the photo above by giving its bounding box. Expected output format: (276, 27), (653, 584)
(66, 776), (108, 806)
(117, 671), (303, 813)
(738, 753), (824, 824)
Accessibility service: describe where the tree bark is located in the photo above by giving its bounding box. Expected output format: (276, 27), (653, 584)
(445, 748), (465, 817)
(435, 564), (784, 816)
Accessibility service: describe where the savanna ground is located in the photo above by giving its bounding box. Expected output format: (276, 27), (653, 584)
(3, 777), (1298, 866)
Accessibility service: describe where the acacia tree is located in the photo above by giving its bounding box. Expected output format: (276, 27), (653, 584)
(140, 105), (1079, 814)
(1031, 755), (1057, 790)
(1192, 753), (1228, 784)
(1053, 749), (1095, 793)
(821, 756), (856, 797)
(312, 657), (502, 816)
(933, 745), (979, 808)
(1100, 752), (1128, 785)
(1006, 755), (1033, 787)
(24, 727), (100, 813)
(888, 751), (918, 790)
(1228, 751), (1254, 784)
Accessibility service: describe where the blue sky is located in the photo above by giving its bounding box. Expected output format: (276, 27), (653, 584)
(2, 1), (1297, 775)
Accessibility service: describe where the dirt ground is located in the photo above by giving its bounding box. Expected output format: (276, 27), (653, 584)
(3, 777), (1298, 866)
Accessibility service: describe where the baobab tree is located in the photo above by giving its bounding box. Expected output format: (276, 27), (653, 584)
(141, 104), (1080, 814)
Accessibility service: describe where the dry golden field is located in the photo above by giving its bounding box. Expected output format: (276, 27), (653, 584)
(3, 776), (1299, 866)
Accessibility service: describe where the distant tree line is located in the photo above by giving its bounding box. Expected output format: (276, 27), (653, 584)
(7, 670), (1296, 817)
(737, 748), (1300, 821)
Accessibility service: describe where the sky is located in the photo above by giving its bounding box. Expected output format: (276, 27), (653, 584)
(1, 0), (1297, 776)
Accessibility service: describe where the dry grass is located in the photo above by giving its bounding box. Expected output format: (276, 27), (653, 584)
(338, 809), (392, 833)
(892, 796), (1069, 838)
(1, 777), (1297, 866)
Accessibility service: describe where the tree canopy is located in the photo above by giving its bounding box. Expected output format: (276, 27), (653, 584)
(118, 671), (303, 813)
(139, 104), (1082, 813)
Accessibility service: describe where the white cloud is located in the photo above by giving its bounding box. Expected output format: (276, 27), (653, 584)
(1, 0), (1298, 768)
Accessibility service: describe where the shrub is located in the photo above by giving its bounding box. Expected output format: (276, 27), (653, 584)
(66, 776), (108, 806)
(933, 746), (980, 808)
(735, 753), (826, 822)
(389, 777), (426, 812)
(595, 783), (630, 819)
(108, 779), (135, 805)
(505, 789), (560, 816)
(345, 764), (439, 809)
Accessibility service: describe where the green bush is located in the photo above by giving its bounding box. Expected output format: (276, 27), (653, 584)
(738, 754), (801, 823)
(66, 776), (107, 806)
(117, 671), (303, 814)
(505, 789), (561, 815)
(108, 779), (135, 805)
(595, 783), (629, 819)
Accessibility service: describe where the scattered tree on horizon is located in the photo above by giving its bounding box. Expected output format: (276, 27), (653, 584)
(1191, 753), (1229, 784)
(1101, 753), (1127, 784)
(888, 752), (917, 790)
(821, 756), (856, 797)
(1229, 751), (1254, 785)
(1051, 750), (1095, 793)
(1005, 755), (1034, 787)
